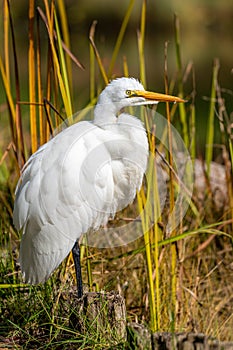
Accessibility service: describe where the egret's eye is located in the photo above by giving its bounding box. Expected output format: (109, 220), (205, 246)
(125, 90), (132, 97)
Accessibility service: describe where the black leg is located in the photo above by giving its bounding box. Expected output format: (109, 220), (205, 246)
(72, 241), (83, 298)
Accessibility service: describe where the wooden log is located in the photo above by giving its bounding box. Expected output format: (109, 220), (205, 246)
(69, 291), (127, 346)
(152, 332), (208, 350)
(151, 332), (233, 350)
(127, 326), (233, 350)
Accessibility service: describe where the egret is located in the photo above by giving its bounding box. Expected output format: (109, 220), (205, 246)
(13, 77), (185, 297)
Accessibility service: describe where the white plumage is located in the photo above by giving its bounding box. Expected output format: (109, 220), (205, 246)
(13, 77), (184, 285)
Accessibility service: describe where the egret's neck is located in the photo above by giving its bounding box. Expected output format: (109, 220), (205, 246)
(94, 102), (118, 127)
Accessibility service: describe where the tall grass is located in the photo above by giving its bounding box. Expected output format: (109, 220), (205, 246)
(0, 0), (233, 347)
(205, 58), (220, 176)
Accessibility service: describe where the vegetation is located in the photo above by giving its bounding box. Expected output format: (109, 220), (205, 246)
(0, 0), (232, 348)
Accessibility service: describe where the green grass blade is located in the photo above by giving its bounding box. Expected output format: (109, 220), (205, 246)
(174, 14), (188, 148)
(137, 0), (147, 86)
(57, 0), (73, 93)
(54, 10), (73, 120)
(158, 221), (233, 247)
(108, 0), (135, 77)
(205, 58), (220, 175)
(3, 0), (10, 82)
(189, 66), (196, 161)
(28, 0), (38, 153)
(36, 9), (45, 146)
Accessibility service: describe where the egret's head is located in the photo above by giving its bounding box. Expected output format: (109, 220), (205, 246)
(97, 77), (185, 113)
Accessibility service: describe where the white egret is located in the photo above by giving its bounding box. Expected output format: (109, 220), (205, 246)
(13, 77), (185, 297)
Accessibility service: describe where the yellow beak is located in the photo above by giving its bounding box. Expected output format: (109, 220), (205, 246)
(132, 90), (186, 103)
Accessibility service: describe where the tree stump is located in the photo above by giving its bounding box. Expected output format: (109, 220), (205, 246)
(127, 322), (152, 349)
(69, 291), (127, 346)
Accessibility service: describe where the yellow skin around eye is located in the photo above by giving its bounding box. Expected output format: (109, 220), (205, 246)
(125, 89), (137, 98)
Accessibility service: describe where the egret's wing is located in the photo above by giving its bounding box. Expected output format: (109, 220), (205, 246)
(13, 121), (114, 284)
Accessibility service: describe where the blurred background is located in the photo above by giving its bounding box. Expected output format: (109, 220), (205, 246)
(0, 0), (232, 153)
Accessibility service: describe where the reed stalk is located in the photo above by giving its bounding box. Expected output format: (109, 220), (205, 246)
(54, 10), (73, 119)
(174, 15), (188, 148)
(57, 0), (73, 94)
(36, 8), (45, 146)
(151, 130), (161, 330)
(89, 23), (96, 103)
(137, 0), (159, 331)
(164, 40), (177, 331)
(28, 0), (38, 153)
(205, 58), (220, 175)
(137, 0), (147, 87)
(189, 66), (196, 161)
(108, 0), (135, 78)
(6, 0), (25, 165)
(137, 189), (157, 332)
(89, 21), (108, 85)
